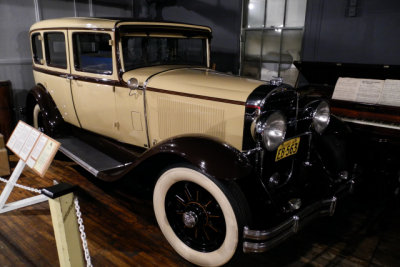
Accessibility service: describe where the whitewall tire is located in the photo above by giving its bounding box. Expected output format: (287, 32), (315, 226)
(32, 103), (44, 132)
(33, 104), (41, 129)
(153, 166), (244, 267)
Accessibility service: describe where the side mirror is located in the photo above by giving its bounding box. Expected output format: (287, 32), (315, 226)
(127, 78), (139, 90)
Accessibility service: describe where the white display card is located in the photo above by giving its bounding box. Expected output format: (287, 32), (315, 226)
(6, 121), (60, 177)
(332, 77), (361, 102)
(379, 79), (400, 107)
(333, 77), (400, 107)
(356, 79), (384, 104)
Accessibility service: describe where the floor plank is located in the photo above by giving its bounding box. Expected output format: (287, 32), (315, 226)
(0, 154), (399, 266)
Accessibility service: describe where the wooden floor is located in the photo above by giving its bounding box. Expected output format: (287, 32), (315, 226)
(0, 154), (399, 266)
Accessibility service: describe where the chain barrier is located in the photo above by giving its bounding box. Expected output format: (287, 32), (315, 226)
(74, 197), (93, 267)
(0, 177), (42, 194)
(0, 177), (93, 266)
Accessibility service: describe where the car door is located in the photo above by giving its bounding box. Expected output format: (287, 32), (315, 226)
(32, 30), (80, 127)
(113, 34), (149, 148)
(69, 30), (119, 139)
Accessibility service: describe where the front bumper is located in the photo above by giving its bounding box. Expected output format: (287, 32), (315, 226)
(243, 180), (355, 253)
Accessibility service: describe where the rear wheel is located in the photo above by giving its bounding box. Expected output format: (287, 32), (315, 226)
(153, 166), (247, 267)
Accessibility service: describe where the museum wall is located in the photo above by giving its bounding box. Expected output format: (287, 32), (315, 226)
(4, 0), (400, 124)
(0, 0), (36, 122)
(0, 0), (133, 121)
(302, 0), (400, 65)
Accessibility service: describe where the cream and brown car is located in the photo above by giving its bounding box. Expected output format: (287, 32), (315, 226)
(27, 17), (355, 266)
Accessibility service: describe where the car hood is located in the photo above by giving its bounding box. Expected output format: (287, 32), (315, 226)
(122, 66), (266, 103)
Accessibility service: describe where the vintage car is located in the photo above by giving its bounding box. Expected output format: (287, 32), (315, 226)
(27, 18), (355, 266)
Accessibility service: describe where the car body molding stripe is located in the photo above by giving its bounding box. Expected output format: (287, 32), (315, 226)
(32, 66), (246, 106)
(146, 87), (246, 106)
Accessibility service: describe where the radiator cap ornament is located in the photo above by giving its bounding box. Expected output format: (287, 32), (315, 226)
(270, 77), (283, 86)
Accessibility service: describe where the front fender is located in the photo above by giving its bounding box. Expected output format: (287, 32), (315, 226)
(140, 135), (253, 181)
(314, 115), (353, 175)
(26, 84), (64, 136)
(324, 114), (352, 136)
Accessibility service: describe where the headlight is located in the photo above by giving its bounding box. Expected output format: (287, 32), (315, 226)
(313, 101), (330, 134)
(251, 111), (287, 151)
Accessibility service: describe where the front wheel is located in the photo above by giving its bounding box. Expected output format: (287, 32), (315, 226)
(153, 166), (247, 267)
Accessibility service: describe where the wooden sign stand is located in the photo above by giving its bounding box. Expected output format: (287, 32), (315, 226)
(0, 120), (60, 213)
(0, 121), (88, 266)
(0, 159), (47, 213)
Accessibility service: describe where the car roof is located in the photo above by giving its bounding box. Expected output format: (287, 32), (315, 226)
(30, 17), (212, 33)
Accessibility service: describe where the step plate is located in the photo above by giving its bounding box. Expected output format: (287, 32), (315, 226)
(57, 136), (126, 177)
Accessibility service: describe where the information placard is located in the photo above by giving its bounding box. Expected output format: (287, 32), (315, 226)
(6, 121), (60, 177)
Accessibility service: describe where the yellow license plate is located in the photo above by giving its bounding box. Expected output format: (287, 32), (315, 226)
(275, 137), (300, 162)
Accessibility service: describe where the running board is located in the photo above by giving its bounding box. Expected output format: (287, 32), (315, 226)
(57, 136), (128, 177)
(56, 132), (144, 181)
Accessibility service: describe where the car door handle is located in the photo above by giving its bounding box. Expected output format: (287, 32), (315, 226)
(61, 74), (74, 80)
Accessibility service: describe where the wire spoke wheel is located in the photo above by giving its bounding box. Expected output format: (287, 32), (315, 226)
(165, 181), (226, 252)
(153, 166), (247, 267)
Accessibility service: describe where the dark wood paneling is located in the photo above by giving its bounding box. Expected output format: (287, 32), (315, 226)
(0, 81), (14, 142)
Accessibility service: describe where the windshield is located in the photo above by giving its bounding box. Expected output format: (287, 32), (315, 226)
(121, 36), (207, 71)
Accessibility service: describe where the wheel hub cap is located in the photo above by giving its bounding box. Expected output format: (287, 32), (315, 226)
(182, 211), (198, 228)
(165, 181), (226, 252)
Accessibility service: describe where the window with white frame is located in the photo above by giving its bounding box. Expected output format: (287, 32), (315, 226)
(241, 0), (307, 85)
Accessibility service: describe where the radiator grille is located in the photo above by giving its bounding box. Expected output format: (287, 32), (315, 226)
(157, 97), (225, 140)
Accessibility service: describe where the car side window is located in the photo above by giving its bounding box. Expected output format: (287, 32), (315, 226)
(44, 32), (67, 69)
(73, 33), (113, 75)
(31, 33), (43, 65)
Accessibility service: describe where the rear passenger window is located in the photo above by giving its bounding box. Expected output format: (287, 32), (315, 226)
(44, 32), (67, 69)
(73, 33), (113, 75)
(31, 33), (43, 65)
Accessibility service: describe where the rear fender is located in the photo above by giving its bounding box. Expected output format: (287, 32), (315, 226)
(26, 84), (64, 136)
